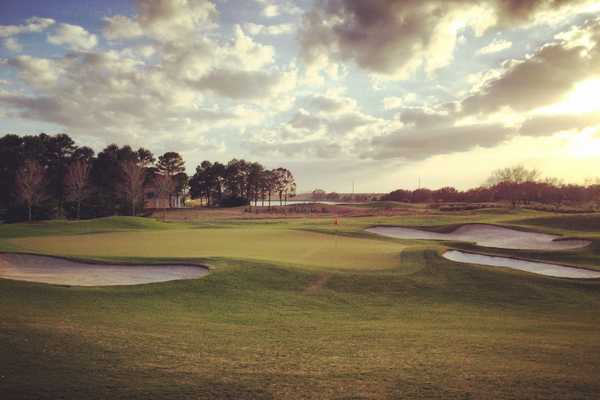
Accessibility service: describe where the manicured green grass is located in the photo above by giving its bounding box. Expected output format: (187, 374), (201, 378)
(6, 227), (409, 271)
(1, 210), (600, 399)
(0, 216), (179, 239)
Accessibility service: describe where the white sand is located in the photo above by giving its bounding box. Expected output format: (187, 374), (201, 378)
(443, 250), (600, 279)
(0, 253), (208, 286)
(367, 224), (590, 250)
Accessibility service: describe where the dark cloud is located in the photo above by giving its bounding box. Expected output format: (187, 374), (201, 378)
(462, 42), (600, 114)
(245, 138), (343, 158)
(188, 68), (291, 99)
(362, 123), (514, 160)
(300, 0), (594, 78)
(398, 108), (453, 127)
(520, 112), (600, 136)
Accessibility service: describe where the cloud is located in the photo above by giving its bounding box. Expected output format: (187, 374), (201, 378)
(461, 18), (600, 114)
(383, 94), (418, 110)
(300, 0), (595, 80)
(188, 67), (296, 99)
(48, 23), (98, 51)
(255, 0), (302, 18)
(361, 122), (515, 160)
(3, 37), (22, 52)
(103, 15), (144, 41)
(243, 23), (294, 36)
(245, 138), (343, 159)
(0, 17), (55, 38)
(1, 0), (302, 157)
(520, 112), (600, 136)
(103, 0), (217, 42)
(7, 55), (62, 88)
(478, 38), (513, 54)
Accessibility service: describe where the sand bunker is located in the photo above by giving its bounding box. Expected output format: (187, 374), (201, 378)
(367, 224), (590, 250)
(443, 250), (600, 279)
(0, 253), (208, 286)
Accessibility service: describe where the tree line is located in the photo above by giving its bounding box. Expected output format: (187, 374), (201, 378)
(0, 133), (295, 222)
(189, 161), (296, 207)
(380, 166), (600, 206)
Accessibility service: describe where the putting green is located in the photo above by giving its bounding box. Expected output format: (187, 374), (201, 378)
(8, 228), (408, 271)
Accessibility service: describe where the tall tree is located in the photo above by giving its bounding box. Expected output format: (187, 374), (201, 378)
(0, 135), (24, 210)
(120, 160), (146, 216)
(15, 159), (47, 222)
(46, 134), (77, 216)
(156, 152), (185, 207)
(153, 173), (175, 219)
(137, 148), (155, 168)
(64, 159), (91, 219)
(90, 144), (137, 216)
(156, 152), (185, 176)
(247, 162), (265, 206)
(274, 168), (295, 205)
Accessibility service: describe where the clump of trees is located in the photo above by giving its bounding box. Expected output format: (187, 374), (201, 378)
(189, 161), (296, 207)
(0, 133), (296, 222)
(0, 134), (181, 221)
(381, 166), (600, 207)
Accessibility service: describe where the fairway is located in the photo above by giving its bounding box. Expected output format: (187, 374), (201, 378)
(2, 211), (600, 399)
(7, 227), (408, 271)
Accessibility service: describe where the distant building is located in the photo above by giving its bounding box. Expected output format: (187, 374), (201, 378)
(144, 186), (186, 209)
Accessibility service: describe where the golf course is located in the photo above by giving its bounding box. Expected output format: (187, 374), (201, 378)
(1, 207), (600, 399)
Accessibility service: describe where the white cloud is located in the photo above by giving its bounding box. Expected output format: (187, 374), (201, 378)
(243, 23), (294, 36)
(383, 94), (418, 110)
(0, 17), (55, 38)
(255, 0), (302, 18)
(103, 0), (217, 42)
(478, 38), (513, 55)
(48, 23), (97, 51)
(3, 37), (22, 52)
(103, 15), (144, 41)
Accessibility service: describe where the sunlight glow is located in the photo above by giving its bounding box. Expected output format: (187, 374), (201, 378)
(565, 128), (600, 158)
(544, 79), (600, 114)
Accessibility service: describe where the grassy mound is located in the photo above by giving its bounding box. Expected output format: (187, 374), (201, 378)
(1, 210), (600, 399)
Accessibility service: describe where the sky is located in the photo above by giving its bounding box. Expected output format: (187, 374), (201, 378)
(1, 0), (600, 193)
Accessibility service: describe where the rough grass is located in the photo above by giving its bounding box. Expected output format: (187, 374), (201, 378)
(1, 210), (600, 399)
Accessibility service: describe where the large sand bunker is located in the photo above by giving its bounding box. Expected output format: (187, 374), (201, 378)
(443, 250), (600, 279)
(367, 224), (591, 250)
(0, 253), (208, 286)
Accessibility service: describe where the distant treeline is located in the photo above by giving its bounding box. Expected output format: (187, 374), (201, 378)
(380, 166), (600, 206)
(189, 161), (296, 208)
(310, 189), (379, 202)
(0, 133), (295, 222)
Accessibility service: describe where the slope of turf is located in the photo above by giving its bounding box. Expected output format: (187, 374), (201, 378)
(1, 211), (600, 399)
(0, 216), (177, 239)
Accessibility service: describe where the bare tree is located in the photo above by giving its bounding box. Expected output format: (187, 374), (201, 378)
(486, 165), (541, 186)
(120, 160), (146, 216)
(153, 173), (175, 220)
(64, 159), (91, 219)
(15, 159), (47, 222)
